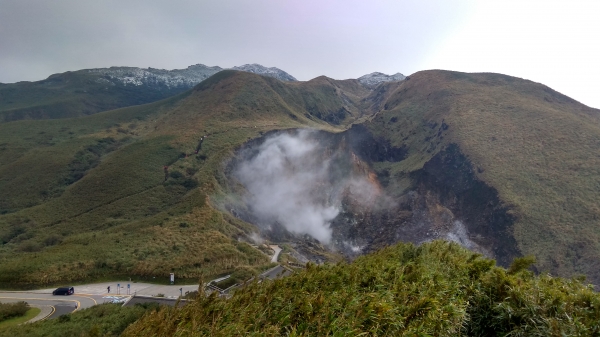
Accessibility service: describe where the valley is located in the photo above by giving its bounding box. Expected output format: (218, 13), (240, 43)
(0, 65), (599, 336)
(0, 67), (599, 288)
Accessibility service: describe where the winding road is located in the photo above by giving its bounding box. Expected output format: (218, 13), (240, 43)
(0, 256), (296, 323)
(0, 292), (100, 321)
(0, 282), (196, 321)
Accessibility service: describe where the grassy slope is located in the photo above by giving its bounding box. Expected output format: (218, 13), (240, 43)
(123, 241), (600, 336)
(0, 71), (354, 287)
(365, 70), (600, 283)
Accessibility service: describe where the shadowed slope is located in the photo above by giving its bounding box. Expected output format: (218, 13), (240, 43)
(363, 70), (600, 284)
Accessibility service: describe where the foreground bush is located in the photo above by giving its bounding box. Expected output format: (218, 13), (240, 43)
(124, 241), (600, 336)
(1, 303), (159, 337)
(0, 301), (29, 322)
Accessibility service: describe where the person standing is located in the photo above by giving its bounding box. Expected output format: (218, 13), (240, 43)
(107, 286), (111, 293)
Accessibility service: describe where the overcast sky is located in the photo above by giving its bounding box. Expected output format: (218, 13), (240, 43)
(1, 0), (599, 108)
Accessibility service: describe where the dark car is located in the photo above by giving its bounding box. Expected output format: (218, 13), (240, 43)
(52, 287), (74, 295)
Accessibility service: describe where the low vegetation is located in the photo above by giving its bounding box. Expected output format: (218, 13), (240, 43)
(0, 307), (40, 330)
(124, 241), (600, 336)
(0, 301), (29, 322)
(1, 303), (159, 337)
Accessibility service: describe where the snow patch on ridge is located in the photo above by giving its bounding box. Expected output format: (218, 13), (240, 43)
(87, 63), (297, 89)
(232, 64), (297, 82)
(358, 72), (406, 88)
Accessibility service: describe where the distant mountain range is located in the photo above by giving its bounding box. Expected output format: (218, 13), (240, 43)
(86, 63), (298, 89)
(85, 64), (404, 89)
(0, 63), (405, 122)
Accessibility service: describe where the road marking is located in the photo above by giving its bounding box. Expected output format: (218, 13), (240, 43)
(73, 294), (97, 306)
(0, 296), (82, 310)
(40, 306), (55, 321)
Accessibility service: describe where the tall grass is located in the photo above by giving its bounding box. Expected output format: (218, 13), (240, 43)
(124, 241), (600, 336)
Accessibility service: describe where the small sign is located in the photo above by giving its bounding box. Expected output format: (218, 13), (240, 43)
(170, 273), (175, 284)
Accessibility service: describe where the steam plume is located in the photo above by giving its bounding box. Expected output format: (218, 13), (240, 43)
(234, 129), (379, 244)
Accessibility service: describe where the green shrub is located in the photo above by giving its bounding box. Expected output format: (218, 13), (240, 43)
(1, 303), (156, 337)
(507, 255), (536, 275)
(0, 301), (29, 322)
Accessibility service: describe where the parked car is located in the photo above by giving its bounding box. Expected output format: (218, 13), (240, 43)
(52, 287), (74, 295)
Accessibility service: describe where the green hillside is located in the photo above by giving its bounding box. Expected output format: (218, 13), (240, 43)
(0, 70), (358, 287)
(0, 68), (599, 290)
(1, 68), (600, 335)
(360, 70), (600, 283)
(0, 70), (191, 122)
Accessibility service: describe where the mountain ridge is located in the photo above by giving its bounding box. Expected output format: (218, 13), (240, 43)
(0, 63), (404, 123)
(85, 63), (298, 89)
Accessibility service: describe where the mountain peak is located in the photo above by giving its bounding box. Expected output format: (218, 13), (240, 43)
(84, 63), (297, 89)
(231, 64), (297, 82)
(358, 72), (406, 88)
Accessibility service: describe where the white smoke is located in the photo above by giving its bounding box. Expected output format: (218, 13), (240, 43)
(235, 129), (379, 244)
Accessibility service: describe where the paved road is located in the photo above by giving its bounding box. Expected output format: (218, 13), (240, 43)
(261, 265), (293, 280)
(31, 282), (200, 299)
(27, 305), (54, 323)
(0, 266), (295, 322)
(0, 292), (100, 319)
(124, 296), (189, 307)
(269, 245), (282, 263)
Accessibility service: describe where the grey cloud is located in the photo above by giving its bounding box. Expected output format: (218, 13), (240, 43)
(0, 0), (468, 83)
